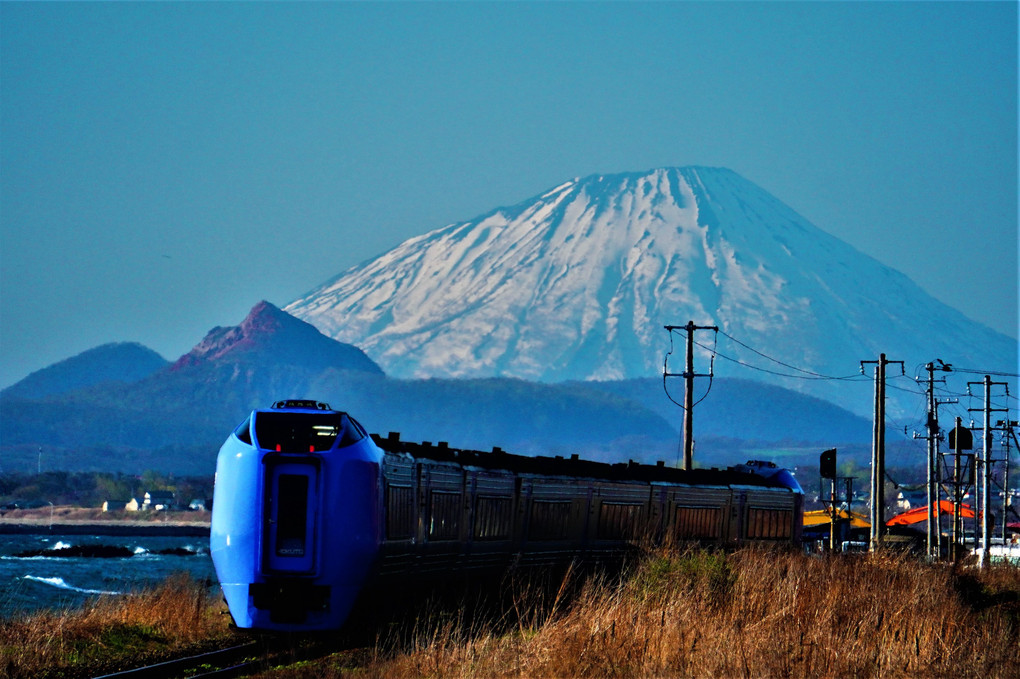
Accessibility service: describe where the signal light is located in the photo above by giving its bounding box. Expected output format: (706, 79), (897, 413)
(948, 425), (973, 450)
(820, 448), (837, 479)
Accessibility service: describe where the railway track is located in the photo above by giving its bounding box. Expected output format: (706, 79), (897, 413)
(91, 636), (353, 679)
(92, 641), (263, 679)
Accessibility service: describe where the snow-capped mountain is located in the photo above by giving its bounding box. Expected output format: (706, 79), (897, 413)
(286, 167), (1016, 415)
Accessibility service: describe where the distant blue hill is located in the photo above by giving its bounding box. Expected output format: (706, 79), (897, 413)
(1, 342), (169, 400)
(0, 302), (880, 477)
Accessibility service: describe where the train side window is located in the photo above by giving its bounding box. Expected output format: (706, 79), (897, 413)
(336, 415), (365, 448)
(473, 496), (512, 540)
(233, 416), (252, 445)
(598, 503), (643, 540)
(347, 415), (368, 439)
(746, 508), (791, 539)
(428, 491), (462, 541)
(528, 500), (572, 541)
(675, 506), (723, 539)
(385, 485), (415, 540)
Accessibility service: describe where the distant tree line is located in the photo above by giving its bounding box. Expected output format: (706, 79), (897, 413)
(0, 471), (214, 508)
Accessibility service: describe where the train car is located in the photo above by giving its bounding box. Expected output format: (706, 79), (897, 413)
(211, 400), (803, 631)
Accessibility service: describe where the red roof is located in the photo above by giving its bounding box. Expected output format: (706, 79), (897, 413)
(886, 500), (975, 526)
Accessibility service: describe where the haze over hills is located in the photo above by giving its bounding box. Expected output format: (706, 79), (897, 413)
(0, 302), (873, 476)
(286, 167), (1017, 417)
(0, 343), (169, 400)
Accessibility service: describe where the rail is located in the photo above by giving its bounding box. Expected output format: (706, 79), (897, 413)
(90, 636), (350, 679)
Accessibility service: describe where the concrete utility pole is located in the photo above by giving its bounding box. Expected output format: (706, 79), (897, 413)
(1003, 424), (1020, 546)
(664, 322), (718, 471)
(1001, 420), (1019, 546)
(861, 353), (903, 552)
(915, 361), (954, 558)
(968, 375), (1009, 568)
(871, 362), (883, 551)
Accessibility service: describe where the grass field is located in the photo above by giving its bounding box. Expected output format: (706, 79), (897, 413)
(4, 548), (1018, 678)
(331, 548), (1019, 679)
(0, 574), (232, 678)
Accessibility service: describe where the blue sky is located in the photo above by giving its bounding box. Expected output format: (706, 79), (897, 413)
(1, 1), (1017, 388)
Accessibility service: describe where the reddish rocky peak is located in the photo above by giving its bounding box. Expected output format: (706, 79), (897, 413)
(239, 300), (288, 335)
(171, 301), (383, 375)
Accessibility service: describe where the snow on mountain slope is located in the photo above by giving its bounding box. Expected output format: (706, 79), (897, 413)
(285, 167), (1016, 415)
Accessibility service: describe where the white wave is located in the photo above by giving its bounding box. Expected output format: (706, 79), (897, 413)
(23, 575), (122, 596)
(52, 541), (72, 550)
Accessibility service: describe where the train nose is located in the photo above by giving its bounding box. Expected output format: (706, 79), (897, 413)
(212, 404), (384, 631)
(253, 455), (382, 628)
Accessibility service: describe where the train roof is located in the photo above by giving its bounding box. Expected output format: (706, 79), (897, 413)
(371, 432), (798, 491)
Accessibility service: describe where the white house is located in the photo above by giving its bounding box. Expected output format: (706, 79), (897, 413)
(142, 491), (175, 511)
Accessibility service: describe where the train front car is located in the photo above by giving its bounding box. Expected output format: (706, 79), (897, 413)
(210, 401), (382, 631)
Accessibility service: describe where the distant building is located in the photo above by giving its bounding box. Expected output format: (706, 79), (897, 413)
(142, 491), (175, 511)
(102, 498), (139, 512)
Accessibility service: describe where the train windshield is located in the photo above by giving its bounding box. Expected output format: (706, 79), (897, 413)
(253, 411), (363, 452)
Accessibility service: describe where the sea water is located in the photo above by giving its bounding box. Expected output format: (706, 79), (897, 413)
(0, 533), (218, 619)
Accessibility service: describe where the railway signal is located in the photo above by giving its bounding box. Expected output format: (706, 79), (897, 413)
(819, 448), (856, 551)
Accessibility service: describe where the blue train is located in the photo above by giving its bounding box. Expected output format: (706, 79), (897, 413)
(211, 400), (804, 631)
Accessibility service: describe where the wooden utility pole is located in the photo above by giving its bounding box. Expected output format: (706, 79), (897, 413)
(665, 322), (718, 471)
(682, 321), (696, 471)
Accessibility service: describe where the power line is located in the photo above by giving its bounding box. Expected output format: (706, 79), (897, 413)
(717, 329), (864, 381)
(948, 367), (1020, 378)
(693, 334), (866, 382)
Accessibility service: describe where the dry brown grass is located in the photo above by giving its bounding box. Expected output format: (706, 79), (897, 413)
(8, 550), (1016, 678)
(0, 573), (233, 678)
(306, 548), (1020, 679)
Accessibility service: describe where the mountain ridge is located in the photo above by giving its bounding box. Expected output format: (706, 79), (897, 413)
(171, 300), (384, 376)
(0, 342), (169, 400)
(0, 302), (874, 475)
(285, 166), (1017, 416)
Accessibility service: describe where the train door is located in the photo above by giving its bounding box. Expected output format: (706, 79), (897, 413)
(263, 458), (319, 574)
